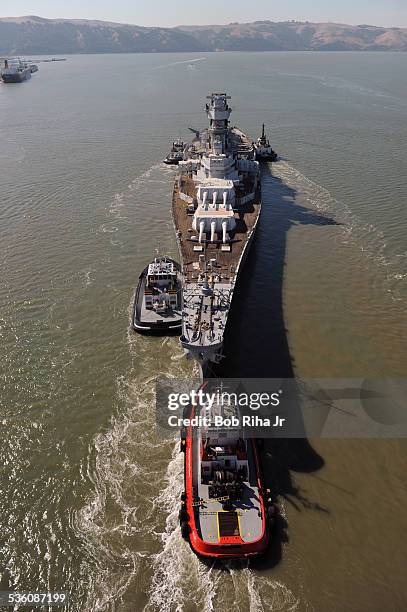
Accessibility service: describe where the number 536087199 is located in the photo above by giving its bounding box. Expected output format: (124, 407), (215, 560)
(2, 592), (67, 606)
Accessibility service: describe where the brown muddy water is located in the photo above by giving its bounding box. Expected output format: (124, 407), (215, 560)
(0, 52), (406, 611)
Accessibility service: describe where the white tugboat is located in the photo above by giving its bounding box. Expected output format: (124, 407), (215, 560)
(172, 93), (261, 374)
(254, 124), (278, 162)
(132, 256), (182, 334)
(164, 139), (185, 165)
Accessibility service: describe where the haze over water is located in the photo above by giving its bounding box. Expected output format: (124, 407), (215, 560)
(0, 51), (406, 610)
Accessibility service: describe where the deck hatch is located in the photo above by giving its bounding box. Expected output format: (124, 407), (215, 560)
(217, 511), (240, 537)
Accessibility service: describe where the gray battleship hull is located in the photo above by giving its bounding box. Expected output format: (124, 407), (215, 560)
(172, 93), (262, 376)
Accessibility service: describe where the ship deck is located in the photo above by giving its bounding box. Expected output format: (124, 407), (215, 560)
(139, 300), (182, 325)
(191, 428), (264, 544)
(133, 273), (182, 328)
(172, 176), (261, 283)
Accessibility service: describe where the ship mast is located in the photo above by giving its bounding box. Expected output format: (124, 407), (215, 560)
(206, 93), (232, 154)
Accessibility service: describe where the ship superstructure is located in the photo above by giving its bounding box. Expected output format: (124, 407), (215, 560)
(1, 58), (32, 83)
(172, 93), (261, 371)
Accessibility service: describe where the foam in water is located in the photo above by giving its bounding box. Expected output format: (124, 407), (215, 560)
(108, 162), (174, 220)
(151, 57), (207, 71)
(74, 156), (404, 610)
(75, 290), (300, 611)
(74, 290), (191, 609)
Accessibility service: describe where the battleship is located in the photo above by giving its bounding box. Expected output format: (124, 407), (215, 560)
(172, 93), (263, 375)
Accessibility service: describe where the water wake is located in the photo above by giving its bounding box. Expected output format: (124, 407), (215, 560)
(151, 58), (207, 71)
(274, 160), (407, 303)
(108, 161), (175, 220)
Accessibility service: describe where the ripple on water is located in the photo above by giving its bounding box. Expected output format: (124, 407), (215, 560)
(273, 160), (407, 304)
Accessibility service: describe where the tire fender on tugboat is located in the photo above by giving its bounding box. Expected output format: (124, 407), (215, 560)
(179, 499), (190, 539)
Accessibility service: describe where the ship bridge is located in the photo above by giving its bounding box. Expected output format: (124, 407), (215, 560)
(206, 93), (232, 154)
(206, 93), (232, 123)
(195, 154), (239, 182)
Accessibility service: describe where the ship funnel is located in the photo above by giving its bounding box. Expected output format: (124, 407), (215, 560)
(202, 191), (208, 210)
(210, 221), (216, 243)
(222, 221), (228, 244)
(199, 221), (205, 243)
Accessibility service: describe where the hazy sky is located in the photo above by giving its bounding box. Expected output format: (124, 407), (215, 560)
(1, 0), (407, 28)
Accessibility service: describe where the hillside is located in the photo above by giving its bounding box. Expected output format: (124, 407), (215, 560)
(0, 15), (203, 54)
(179, 20), (407, 52)
(0, 16), (406, 54)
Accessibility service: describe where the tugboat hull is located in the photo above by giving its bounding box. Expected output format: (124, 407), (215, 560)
(255, 151), (278, 162)
(181, 405), (271, 559)
(163, 157), (181, 165)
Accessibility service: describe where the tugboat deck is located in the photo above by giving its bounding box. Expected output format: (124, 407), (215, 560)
(137, 276), (182, 325)
(192, 428), (264, 544)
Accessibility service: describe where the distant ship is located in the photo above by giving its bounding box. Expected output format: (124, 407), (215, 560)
(1, 58), (32, 83)
(172, 93), (262, 374)
(254, 124), (278, 161)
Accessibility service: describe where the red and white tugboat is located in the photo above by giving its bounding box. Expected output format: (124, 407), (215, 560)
(180, 395), (273, 558)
